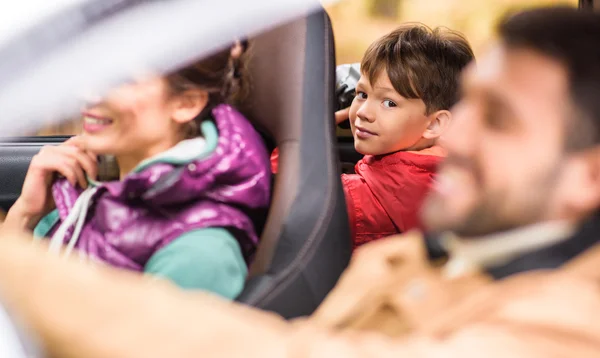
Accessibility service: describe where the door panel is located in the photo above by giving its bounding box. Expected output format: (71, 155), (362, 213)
(0, 134), (360, 213)
(0, 137), (67, 212)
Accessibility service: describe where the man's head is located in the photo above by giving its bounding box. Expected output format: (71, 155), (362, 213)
(422, 7), (600, 237)
(349, 24), (474, 155)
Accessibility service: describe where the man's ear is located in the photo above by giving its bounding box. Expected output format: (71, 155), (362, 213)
(170, 89), (209, 124)
(560, 146), (600, 216)
(422, 110), (451, 140)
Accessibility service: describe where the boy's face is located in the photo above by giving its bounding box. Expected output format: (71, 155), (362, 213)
(349, 71), (430, 156)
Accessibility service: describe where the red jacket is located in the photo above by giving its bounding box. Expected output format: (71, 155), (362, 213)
(270, 147), (445, 250)
(342, 147), (445, 249)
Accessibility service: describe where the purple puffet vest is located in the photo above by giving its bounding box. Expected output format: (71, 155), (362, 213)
(49, 104), (270, 271)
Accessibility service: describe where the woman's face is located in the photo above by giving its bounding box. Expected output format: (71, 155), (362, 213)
(80, 77), (194, 161)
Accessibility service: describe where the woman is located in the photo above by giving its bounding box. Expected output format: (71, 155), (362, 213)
(3, 41), (270, 299)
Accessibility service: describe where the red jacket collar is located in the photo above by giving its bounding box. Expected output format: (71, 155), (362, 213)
(360, 146), (446, 172)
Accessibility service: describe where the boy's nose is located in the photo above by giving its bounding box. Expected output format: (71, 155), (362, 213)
(356, 102), (375, 123)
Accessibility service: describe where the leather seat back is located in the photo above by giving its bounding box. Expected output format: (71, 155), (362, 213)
(236, 9), (352, 319)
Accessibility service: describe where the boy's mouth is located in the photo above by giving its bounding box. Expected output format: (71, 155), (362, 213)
(354, 125), (378, 139)
(82, 112), (114, 133)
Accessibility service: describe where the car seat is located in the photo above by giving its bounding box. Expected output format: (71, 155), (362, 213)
(235, 9), (352, 319)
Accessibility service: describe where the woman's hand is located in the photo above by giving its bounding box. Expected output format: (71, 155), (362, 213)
(7, 137), (97, 231)
(335, 107), (350, 125)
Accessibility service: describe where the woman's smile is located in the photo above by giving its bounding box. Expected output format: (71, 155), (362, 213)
(82, 112), (114, 133)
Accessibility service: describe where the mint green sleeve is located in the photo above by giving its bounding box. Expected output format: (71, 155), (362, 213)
(144, 228), (247, 299)
(33, 209), (60, 238)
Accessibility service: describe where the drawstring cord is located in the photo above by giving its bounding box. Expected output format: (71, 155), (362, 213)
(48, 187), (98, 258)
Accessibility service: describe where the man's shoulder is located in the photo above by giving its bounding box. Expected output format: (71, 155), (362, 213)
(466, 269), (600, 339)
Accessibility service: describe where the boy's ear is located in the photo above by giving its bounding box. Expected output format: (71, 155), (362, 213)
(171, 89), (209, 124)
(422, 110), (451, 140)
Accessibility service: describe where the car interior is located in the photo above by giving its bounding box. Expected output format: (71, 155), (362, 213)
(0, 0), (595, 329)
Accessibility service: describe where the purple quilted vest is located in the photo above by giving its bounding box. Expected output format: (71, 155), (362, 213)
(47, 104), (270, 270)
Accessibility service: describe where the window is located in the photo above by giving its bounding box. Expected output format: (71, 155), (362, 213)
(326, 0), (578, 64)
(370, 0), (400, 19)
(32, 0), (578, 137)
(326, 0), (577, 138)
(35, 118), (81, 136)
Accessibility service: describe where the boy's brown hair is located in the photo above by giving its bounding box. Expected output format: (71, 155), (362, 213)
(361, 24), (474, 114)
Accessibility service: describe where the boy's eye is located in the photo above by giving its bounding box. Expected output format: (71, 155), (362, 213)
(382, 100), (397, 108)
(356, 91), (367, 100)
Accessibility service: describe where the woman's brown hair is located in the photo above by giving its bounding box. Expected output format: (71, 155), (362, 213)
(166, 40), (250, 137)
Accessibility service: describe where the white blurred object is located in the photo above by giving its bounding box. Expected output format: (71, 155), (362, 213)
(0, 0), (341, 135)
(0, 0), (86, 49)
(0, 303), (34, 358)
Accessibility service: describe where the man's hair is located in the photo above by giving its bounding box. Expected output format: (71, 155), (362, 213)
(361, 24), (474, 114)
(498, 7), (600, 150)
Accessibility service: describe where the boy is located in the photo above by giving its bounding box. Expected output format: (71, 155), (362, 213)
(273, 24), (474, 249)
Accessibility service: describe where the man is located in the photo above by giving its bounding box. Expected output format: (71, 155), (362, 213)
(0, 6), (599, 357)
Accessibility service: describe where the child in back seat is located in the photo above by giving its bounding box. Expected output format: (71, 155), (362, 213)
(4, 41), (271, 299)
(272, 24), (474, 249)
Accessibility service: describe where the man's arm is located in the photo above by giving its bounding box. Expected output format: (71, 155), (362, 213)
(0, 233), (568, 358)
(0, 233), (290, 358)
